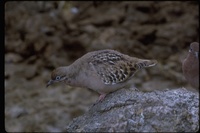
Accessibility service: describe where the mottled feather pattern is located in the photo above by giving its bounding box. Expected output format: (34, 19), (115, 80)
(136, 61), (150, 69)
(91, 51), (123, 65)
(89, 51), (138, 85)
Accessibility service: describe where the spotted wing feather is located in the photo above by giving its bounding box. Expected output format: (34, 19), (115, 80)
(89, 51), (138, 85)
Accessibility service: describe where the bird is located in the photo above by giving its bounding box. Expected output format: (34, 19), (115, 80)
(47, 49), (157, 102)
(182, 42), (199, 89)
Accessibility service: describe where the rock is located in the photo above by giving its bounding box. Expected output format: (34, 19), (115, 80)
(5, 53), (23, 63)
(66, 88), (199, 132)
(6, 106), (28, 118)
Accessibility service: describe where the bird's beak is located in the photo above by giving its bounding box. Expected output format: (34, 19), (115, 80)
(46, 80), (54, 88)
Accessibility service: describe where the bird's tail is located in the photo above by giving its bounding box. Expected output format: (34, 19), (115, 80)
(136, 59), (157, 69)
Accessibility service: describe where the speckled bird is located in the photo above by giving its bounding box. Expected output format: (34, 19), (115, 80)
(47, 49), (157, 102)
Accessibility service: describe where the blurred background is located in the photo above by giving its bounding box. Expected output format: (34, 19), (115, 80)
(5, 1), (199, 132)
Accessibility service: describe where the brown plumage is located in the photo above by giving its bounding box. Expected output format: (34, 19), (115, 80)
(47, 49), (157, 102)
(182, 42), (199, 89)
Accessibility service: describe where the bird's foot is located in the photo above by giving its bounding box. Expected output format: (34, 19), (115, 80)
(98, 93), (107, 102)
(92, 94), (107, 106)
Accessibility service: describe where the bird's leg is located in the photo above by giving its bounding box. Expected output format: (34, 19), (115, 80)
(91, 93), (107, 107)
(98, 93), (107, 102)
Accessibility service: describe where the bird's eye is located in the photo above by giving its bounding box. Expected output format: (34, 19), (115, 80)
(56, 76), (61, 80)
(189, 47), (192, 52)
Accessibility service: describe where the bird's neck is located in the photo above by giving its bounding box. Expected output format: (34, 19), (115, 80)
(184, 53), (199, 71)
(188, 53), (199, 63)
(64, 63), (83, 87)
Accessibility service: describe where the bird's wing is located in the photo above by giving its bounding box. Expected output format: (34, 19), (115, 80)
(89, 51), (138, 85)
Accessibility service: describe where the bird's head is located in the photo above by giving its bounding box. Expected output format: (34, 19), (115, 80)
(189, 42), (199, 59)
(46, 67), (67, 87)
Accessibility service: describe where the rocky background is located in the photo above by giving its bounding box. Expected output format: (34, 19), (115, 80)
(5, 1), (199, 132)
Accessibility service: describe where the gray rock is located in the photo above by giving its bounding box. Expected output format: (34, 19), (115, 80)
(66, 87), (199, 132)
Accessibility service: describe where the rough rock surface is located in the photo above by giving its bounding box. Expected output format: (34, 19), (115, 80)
(66, 88), (199, 132)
